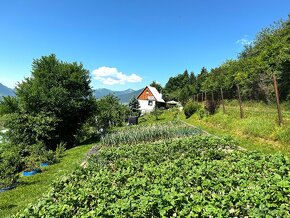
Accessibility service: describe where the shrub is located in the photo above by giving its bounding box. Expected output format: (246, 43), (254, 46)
(184, 100), (199, 118)
(0, 146), (21, 188)
(204, 100), (219, 115)
(55, 142), (66, 162)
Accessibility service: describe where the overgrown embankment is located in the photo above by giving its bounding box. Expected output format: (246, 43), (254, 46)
(180, 101), (290, 155)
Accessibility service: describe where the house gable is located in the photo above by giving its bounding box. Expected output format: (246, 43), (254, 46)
(137, 86), (156, 101)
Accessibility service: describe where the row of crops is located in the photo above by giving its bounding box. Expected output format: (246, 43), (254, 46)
(101, 122), (204, 146)
(17, 133), (290, 217)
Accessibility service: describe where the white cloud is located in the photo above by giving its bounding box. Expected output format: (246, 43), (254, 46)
(236, 35), (253, 46)
(92, 66), (142, 85)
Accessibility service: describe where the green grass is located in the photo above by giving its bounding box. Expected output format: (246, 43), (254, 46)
(138, 107), (180, 125)
(0, 142), (95, 217)
(179, 101), (290, 155)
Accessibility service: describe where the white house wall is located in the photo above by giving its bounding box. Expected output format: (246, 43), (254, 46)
(138, 99), (156, 114)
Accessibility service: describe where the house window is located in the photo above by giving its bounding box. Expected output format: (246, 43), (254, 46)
(148, 100), (153, 106)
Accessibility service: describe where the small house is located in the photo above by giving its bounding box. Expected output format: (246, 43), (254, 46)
(137, 86), (165, 114)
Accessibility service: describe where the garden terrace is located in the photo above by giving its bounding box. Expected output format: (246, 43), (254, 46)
(17, 135), (290, 217)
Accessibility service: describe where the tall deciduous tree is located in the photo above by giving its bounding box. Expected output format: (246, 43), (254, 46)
(95, 94), (129, 132)
(7, 54), (96, 149)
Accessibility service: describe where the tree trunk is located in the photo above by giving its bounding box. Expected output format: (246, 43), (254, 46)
(237, 84), (244, 119)
(205, 92), (207, 101)
(201, 93), (204, 102)
(273, 75), (283, 126)
(220, 88), (226, 114)
(211, 91), (214, 101)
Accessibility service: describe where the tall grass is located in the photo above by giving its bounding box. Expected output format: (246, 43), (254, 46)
(101, 122), (203, 146)
(180, 100), (290, 154)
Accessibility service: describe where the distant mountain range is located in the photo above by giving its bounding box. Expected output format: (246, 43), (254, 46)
(0, 82), (142, 104)
(0, 83), (15, 98)
(94, 88), (143, 103)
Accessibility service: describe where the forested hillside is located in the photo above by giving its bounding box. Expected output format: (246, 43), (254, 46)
(164, 16), (290, 104)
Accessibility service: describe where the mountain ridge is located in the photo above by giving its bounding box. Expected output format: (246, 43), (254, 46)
(0, 82), (142, 104)
(94, 88), (143, 103)
(0, 83), (15, 97)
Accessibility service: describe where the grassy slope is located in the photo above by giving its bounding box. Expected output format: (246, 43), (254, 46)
(179, 101), (290, 155)
(0, 142), (94, 217)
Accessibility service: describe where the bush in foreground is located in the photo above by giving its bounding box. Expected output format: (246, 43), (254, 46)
(184, 100), (200, 118)
(17, 135), (290, 217)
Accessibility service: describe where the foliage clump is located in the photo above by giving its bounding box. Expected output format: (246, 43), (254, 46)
(101, 122), (203, 146)
(184, 99), (199, 118)
(204, 100), (219, 115)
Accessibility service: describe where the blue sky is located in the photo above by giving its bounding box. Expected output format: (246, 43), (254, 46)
(0, 0), (289, 90)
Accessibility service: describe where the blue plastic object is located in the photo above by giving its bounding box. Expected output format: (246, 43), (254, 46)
(40, 162), (49, 167)
(23, 170), (40, 176)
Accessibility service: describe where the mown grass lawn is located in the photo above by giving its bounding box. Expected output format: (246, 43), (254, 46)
(0, 142), (95, 217)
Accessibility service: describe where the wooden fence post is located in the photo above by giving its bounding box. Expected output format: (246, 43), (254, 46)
(273, 75), (283, 126)
(237, 84), (244, 119)
(220, 87), (226, 114)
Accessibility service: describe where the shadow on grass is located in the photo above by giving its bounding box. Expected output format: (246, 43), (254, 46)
(0, 204), (17, 211)
(78, 136), (100, 146)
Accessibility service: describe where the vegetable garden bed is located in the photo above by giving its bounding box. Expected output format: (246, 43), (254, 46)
(16, 135), (290, 217)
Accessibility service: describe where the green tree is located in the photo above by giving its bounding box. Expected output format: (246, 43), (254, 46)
(150, 81), (163, 93)
(128, 96), (140, 116)
(95, 95), (129, 132)
(179, 85), (195, 105)
(0, 96), (19, 116)
(7, 54), (96, 149)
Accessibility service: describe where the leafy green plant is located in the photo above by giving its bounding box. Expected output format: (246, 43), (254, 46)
(184, 100), (199, 118)
(101, 122), (203, 146)
(55, 142), (66, 162)
(0, 146), (20, 189)
(16, 135), (290, 217)
(204, 100), (219, 115)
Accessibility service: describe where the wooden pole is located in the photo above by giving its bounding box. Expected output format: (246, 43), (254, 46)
(273, 75), (283, 126)
(220, 87), (226, 114)
(237, 84), (244, 119)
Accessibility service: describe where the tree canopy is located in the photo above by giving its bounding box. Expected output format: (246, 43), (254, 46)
(3, 54), (96, 149)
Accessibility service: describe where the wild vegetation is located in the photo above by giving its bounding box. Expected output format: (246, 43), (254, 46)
(180, 100), (290, 154)
(164, 16), (290, 104)
(0, 55), (128, 194)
